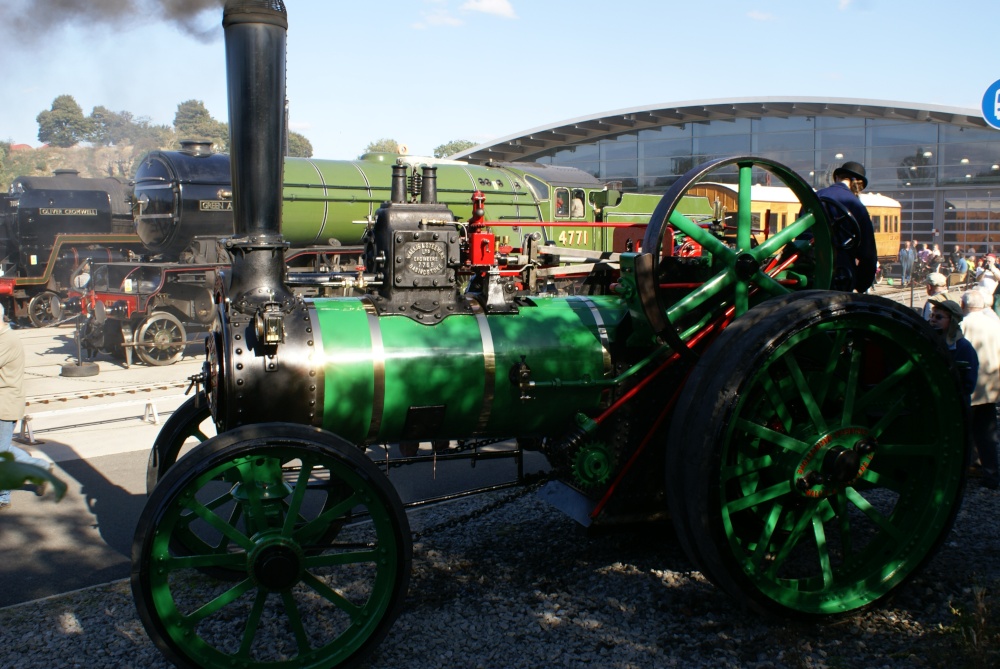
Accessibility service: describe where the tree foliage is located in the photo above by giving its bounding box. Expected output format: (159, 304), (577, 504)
(173, 100), (228, 152)
(36, 95), (90, 148)
(362, 138), (402, 157)
(287, 131), (313, 158)
(433, 139), (475, 158)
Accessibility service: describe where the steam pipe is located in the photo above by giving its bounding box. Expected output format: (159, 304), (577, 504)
(391, 164), (407, 204)
(420, 166), (438, 205)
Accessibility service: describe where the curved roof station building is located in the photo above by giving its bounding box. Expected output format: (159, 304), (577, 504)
(457, 97), (1000, 254)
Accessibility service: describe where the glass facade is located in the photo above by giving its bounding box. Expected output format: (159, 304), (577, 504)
(527, 114), (1000, 252)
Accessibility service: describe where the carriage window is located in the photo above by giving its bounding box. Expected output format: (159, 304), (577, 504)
(872, 215), (882, 233)
(554, 188), (569, 217)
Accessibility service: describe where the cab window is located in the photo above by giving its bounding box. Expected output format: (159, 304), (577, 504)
(554, 188), (569, 217)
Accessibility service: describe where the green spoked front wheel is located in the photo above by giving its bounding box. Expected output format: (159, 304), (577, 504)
(132, 423), (411, 669)
(667, 291), (968, 616)
(146, 393), (215, 493)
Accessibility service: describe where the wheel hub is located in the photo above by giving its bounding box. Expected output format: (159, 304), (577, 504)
(734, 252), (759, 281)
(793, 427), (876, 498)
(249, 536), (304, 591)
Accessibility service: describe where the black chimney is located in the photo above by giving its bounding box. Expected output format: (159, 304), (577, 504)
(221, 0), (293, 315)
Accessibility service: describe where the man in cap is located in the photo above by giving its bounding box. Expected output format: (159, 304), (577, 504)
(817, 161), (878, 293)
(928, 298), (978, 402)
(921, 272), (951, 320)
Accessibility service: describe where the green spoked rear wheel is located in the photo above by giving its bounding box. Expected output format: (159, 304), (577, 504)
(666, 291), (968, 616)
(132, 423), (411, 669)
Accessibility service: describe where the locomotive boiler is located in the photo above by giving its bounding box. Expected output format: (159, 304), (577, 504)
(132, 141), (707, 263)
(130, 3), (970, 668)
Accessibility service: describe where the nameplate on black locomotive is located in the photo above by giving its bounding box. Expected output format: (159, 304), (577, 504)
(199, 200), (233, 211)
(39, 208), (97, 216)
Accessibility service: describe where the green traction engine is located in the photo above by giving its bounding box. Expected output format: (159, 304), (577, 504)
(130, 2), (971, 668)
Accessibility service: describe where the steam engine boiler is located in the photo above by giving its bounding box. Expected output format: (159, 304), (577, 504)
(131, 2), (971, 668)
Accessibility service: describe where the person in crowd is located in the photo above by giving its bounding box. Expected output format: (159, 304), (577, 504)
(948, 251), (969, 288)
(922, 272), (952, 320)
(817, 161), (877, 292)
(927, 299), (978, 403)
(976, 254), (1000, 302)
(0, 303), (50, 510)
(960, 291), (1000, 489)
(929, 244), (944, 273)
(899, 241), (915, 285)
(917, 242), (931, 265)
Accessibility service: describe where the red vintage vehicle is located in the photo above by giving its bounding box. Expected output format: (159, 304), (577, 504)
(75, 246), (363, 366)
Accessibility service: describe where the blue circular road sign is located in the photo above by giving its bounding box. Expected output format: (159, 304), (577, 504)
(983, 79), (1000, 130)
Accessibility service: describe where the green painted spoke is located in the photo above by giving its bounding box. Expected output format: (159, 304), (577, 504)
(282, 461), (316, 536)
(735, 417), (811, 454)
(281, 590), (312, 654)
(752, 212), (816, 259)
(867, 395), (908, 439)
(737, 164), (753, 252)
(166, 552), (246, 571)
(845, 487), (902, 539)
(302, 571), (364, 620)
(294, 491), (362, 543)
(832, 492), (853, 557)
(812, 515), (833, 589)
(664, 271), (736, 323)
(858, 466), (906, 492)
(722, 454), (775, 481)
(186, 578), (256, 625)
(750, 503), (785, 568)
(304, 547), (379, 568)
(725, 480), (792, 514)
(811, 330), (847, 407)
(855, 360), (915, 416)
(758, 372), (795, 433)
(783, 354), (827, 433)
(238, 589), (268, 657)
(753, 270), (793, 297)
(840, 345), (863, 424)
(766, 504), (819, 578)
(184, 496), (255, 551)
(667, 210), (731, 257)
(735, 280), (749, 315)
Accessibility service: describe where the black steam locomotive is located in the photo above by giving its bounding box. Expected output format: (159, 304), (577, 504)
(0, 169), (146, 326)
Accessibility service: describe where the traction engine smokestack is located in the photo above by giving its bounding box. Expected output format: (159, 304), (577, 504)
(221, 0), (292, 314)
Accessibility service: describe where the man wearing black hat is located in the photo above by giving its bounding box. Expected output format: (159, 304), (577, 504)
(817, 161), (878, 292)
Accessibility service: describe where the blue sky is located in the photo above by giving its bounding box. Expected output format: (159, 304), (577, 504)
(1, 0), (997, 159)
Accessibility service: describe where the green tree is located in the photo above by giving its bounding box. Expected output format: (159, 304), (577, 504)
(433, 139), (475, 158)
(173, 100), (228, 151)
(287, 131), (313, 158)
(361, 138), (401, 157)
(36, 95), (91, 148)
(88, 106), (137, 146)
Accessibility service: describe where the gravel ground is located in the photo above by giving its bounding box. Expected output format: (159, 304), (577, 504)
(1, 483), (998, 669)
